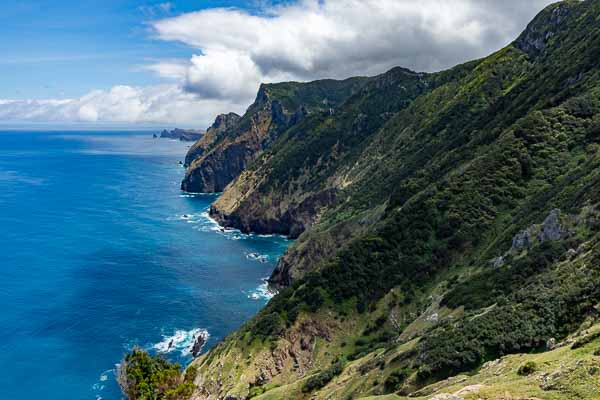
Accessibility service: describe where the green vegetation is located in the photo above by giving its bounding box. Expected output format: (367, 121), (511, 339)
(302, 361), (345, 393)
(383, 368), (411, 393)
(118, 348), (196, 400)
(572, 331), (600, 350)
(517, 361), (537, 376)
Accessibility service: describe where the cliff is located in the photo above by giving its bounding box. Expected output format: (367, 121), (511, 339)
(180, 78), (369, 193)
(183, 113), (241, 167)
(123, 1), (600, 399)
(209, 67), (433, 238)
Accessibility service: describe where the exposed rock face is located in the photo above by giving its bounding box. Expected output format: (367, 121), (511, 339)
(511, 228), (533, 252)
(184, 113), (241, 167)
(511, 209), (567, 252)
(181, 84), (315, 193)
(538, 209), (566, 242)
(160, 128), (204, 141)
(515, 1), (575, 57)
(190, 317), (334, 400)
(211, 188), (337, 238)
(183, 141), (260, 193)
(490, 256), (505, 268)
(191, 334), (206, 358)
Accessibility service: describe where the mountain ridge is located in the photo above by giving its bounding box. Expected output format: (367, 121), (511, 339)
(121, 1), (600, 399)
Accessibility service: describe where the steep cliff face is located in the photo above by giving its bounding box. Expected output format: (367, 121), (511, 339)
(183, 113), (241, 167)
(124, 1), (600, 399)
(209, 67), (435, 237)
(181, 78), (369, 193)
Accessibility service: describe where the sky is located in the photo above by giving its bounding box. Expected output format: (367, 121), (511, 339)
(0, 0), (556, 128)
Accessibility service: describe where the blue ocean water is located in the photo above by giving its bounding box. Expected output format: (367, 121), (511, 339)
(0, 131), (289, 400)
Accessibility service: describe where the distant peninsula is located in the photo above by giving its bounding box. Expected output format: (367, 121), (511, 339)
(156, 128), (204, 141)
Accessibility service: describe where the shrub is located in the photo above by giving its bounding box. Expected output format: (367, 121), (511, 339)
(384, 368), (410, 393)
(119, 348), (195, 400)
(517, 361), (537, 376)
(251, 312), (283, 338)
(301, 361), (344, 393)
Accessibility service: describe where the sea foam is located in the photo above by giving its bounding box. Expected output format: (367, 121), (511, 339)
(248, 279), (277, 301)
(153, 328), (209, 356)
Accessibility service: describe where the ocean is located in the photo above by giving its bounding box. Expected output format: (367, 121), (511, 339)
(0, 131), (289, 399)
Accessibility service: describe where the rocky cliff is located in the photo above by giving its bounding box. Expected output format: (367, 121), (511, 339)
(181, 78), (369, 193)
(124, 1), (600, 399)
(209, 67), (433, 238)
(183, 113), (241, 167)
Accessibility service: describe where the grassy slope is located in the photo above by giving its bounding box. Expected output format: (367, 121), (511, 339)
(358, 324), (600, 400)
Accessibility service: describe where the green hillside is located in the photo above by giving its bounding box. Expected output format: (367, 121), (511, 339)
(121, 1), (600, 399)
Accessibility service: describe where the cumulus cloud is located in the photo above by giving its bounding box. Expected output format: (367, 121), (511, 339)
(0, 85), (246, 127)
(0, 0), (554, 126)
(150, 0), (554, 104)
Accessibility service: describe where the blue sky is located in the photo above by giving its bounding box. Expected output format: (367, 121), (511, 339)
(0, 0), (553, 126)
(0, 1), (267, 100)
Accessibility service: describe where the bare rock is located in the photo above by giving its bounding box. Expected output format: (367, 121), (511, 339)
(537, 209), (566, 242)
(491, 256), (505, 268)
(191, 334), (207, 358)
(516, 2), (574, 57)
(512, 228), (533, 252)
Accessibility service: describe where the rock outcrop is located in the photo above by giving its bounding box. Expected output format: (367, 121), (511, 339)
(191, 334), (206, 358)
(511, 209), (568, 253)
(210, 188), (337, 238)
(515, 1), (575, 57)
(184, 113), (241, 167)
(538, 209), (566, 242)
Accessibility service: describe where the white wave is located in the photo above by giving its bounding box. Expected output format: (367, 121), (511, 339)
(167, 213), (199, 222)
(92, 369), (114, 398)
(246, 252), (270, 263)
(153, 328), (209, 356)
(179, 191), (221, 198)
(195, 209), (290, 245)
(248, 279), (277, 301)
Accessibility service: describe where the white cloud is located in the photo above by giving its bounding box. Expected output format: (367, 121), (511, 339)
(150, 0), (554, 104)
(143, 60), (189, 80)
(0, 85), (246, 127)
(0, 0), (554, 126)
